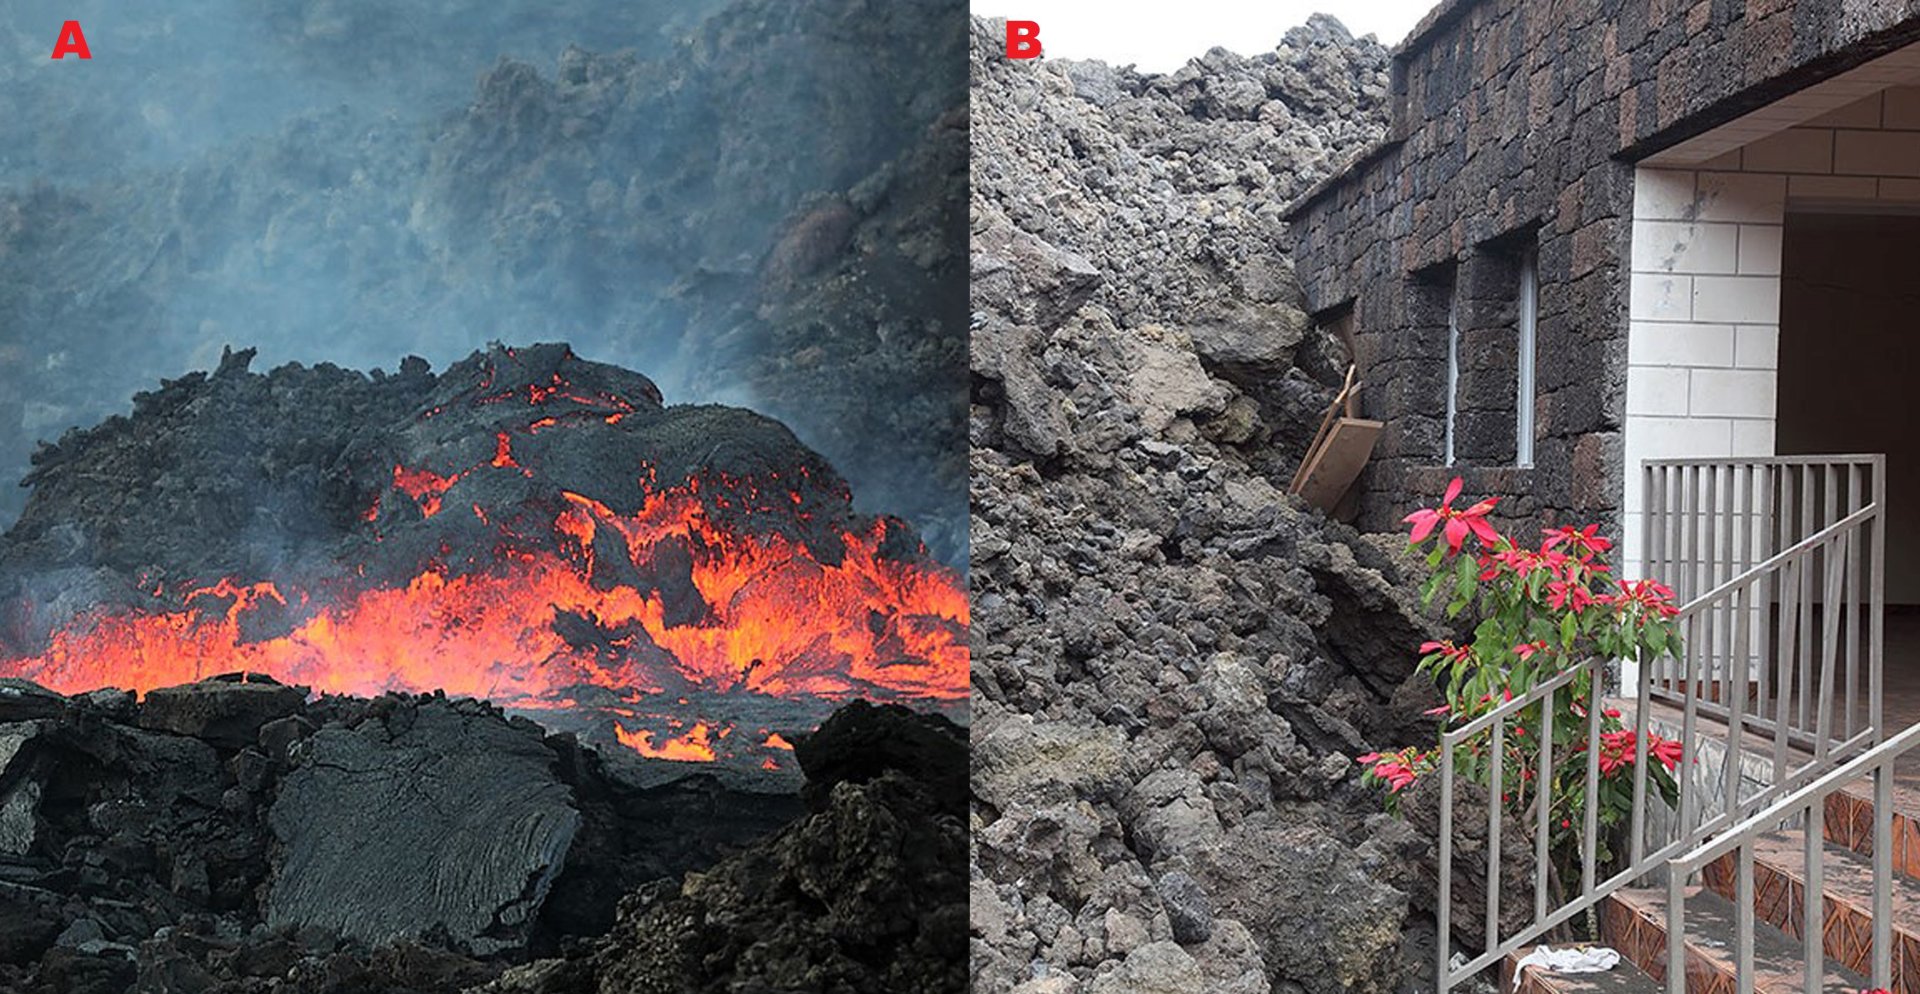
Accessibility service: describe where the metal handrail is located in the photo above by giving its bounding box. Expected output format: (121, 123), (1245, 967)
(1661, 719), (1920, 994)
(1434, 454), (1887, 994)
(1668, 504), (1877, 622)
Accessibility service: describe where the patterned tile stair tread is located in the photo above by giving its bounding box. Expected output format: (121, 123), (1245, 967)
(1504, 945), (1663, 994)
(1826, 782), (1920, 884)
(1604, 885), (1868, 994)
(1701, 828), (1920, 994)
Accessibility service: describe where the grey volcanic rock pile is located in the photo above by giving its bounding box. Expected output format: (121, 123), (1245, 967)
(969, 16), (1454, 994)
(0, 676), (799, 994)
(467, 700), (967, 994)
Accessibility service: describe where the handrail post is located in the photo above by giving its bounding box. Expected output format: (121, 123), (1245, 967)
(1870, 456), (1885, 744)
(1438, 735), (1454, 994)
(1665, 871), (1686, 994)
(1872, 760), (1893, 989)
(1802, 798), (1823, 994)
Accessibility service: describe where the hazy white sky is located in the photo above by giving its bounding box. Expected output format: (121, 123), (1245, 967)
(970, 0), (1435, 71)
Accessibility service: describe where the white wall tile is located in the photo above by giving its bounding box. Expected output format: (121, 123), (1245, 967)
(1804, 92), (1882, 130)
(1619, 511), (1644, 574)
(1878, 177), (1920, 201)
(1732, 325), (1778, 369)
(1630, 273), (1693, 320)
(1736, 224), (1782, 276)
(1695, 172), (1787, 223)
(1627, 367), (1690, 415)
(1834, 129), (1920, 176)
(1699, 149), (1745, 172)
(1787, 175), (1878, 200)
(1628, 321), (1735, 367)
(1741, 128), (1834, 173)
(1692, 275), (1780, 323)
(1632, 220), (1740, 274)
(1730, 420), (1776, 457)
(1626, 415), (1735, 459)
(1689, 368), (1777, 418)
(1883, 86), (1920, 130)
(1634, 169), (1698, 221)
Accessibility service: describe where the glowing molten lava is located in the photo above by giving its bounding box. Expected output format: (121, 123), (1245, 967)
(0, 345), (966, 764)
(616, 721), (718, 761)
(2, 482), (965, 708)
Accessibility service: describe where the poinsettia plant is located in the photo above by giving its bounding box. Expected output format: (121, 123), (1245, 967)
(1358, 479), (1687, 899)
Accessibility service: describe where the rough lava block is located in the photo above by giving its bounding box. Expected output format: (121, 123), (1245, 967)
(266, 699), (581, 956)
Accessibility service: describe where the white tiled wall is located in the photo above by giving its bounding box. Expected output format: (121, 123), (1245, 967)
(1621, 86), (1920, 580)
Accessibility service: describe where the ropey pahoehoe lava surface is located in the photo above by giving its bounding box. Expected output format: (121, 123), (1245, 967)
(0, 343), (966, 769)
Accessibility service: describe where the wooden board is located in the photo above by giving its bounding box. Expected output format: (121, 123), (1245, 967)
(1294, 417), (1381, 512)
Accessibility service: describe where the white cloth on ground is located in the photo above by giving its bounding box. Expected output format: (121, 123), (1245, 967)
(1510, 945), (1622, 990)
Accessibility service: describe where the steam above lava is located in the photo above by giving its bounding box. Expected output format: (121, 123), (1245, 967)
(0, 344), (966, 764)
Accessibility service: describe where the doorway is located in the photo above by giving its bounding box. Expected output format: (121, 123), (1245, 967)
(1779, 210), (1920, 722)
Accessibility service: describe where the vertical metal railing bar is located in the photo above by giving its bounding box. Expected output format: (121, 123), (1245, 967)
(1648, 464), (1664, 688)
(1798, 465), (1814, 731)
(1774, 557), (1797, 802)
(1736, 465), (1754, 725)
(1755, 465), (1774, 720)
(1535, 702), (1552, 926)
(1736, 839), (1756, 994)
(1678, 611), (1699, 843)
(1487, 716), (1504, 955)
(1802, 798), (1823, 994)
(1584, 664), (1604, 895)
(1665, 867), (1686, 994)
(1824, 464), (1840, 744)
(1814, 532), (1845, 768)
(1778, 466), (1794, 736)
(1845, 463), (1862, 741)
(1631, 646), (1650, 870)
(1872, 763), (1893, 989)
(1684, 466), (1699, 606)
(1438, 738), (1454, 994)
(1870, 458), (1885, 743)
(1725, 581), (1750, 824)
(1707, 466), (1722, 714)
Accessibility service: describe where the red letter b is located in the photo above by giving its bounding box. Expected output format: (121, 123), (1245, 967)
(51, 20), (91, 60)
(1005, 20), (1041, 59)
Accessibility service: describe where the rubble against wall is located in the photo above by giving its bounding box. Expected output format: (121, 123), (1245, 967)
(969, 16), (1459, 994)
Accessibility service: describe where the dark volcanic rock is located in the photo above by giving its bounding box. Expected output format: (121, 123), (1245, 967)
(969, 15), (1447, 994)
(475, 701), (967, 994)
(266, 699), (581, 956)
(138, 676), (307, 748)
(0, 680), (801, 994)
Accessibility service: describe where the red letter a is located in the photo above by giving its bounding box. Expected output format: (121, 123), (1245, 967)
(1005, 20), (1041, 59)
(51, 20), (92, 60)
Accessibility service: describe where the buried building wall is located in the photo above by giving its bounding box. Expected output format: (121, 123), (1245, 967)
(1288, 0), (1920, 536)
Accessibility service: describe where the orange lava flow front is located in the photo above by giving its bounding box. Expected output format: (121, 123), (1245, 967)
(0, 483), (969, 722)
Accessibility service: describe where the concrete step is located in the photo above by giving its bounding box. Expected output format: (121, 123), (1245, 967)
(1823, 779), (1920, 884)
(1701, 828), (1920, 993)
(1504, 945), (1663, 994)
(1601, 885), (1868, 994)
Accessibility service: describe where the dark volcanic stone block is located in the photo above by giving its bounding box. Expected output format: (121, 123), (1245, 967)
(138, 678), (306, 749)
(266, 699), (580, 956)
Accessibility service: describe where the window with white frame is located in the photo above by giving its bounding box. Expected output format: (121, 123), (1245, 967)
(1515, 245), (1537, 468)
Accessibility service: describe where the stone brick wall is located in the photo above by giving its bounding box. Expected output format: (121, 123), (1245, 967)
(1289, 0), (1920, 535)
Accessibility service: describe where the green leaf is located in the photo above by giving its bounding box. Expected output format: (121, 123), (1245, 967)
(1559, 611), (1578, 647)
